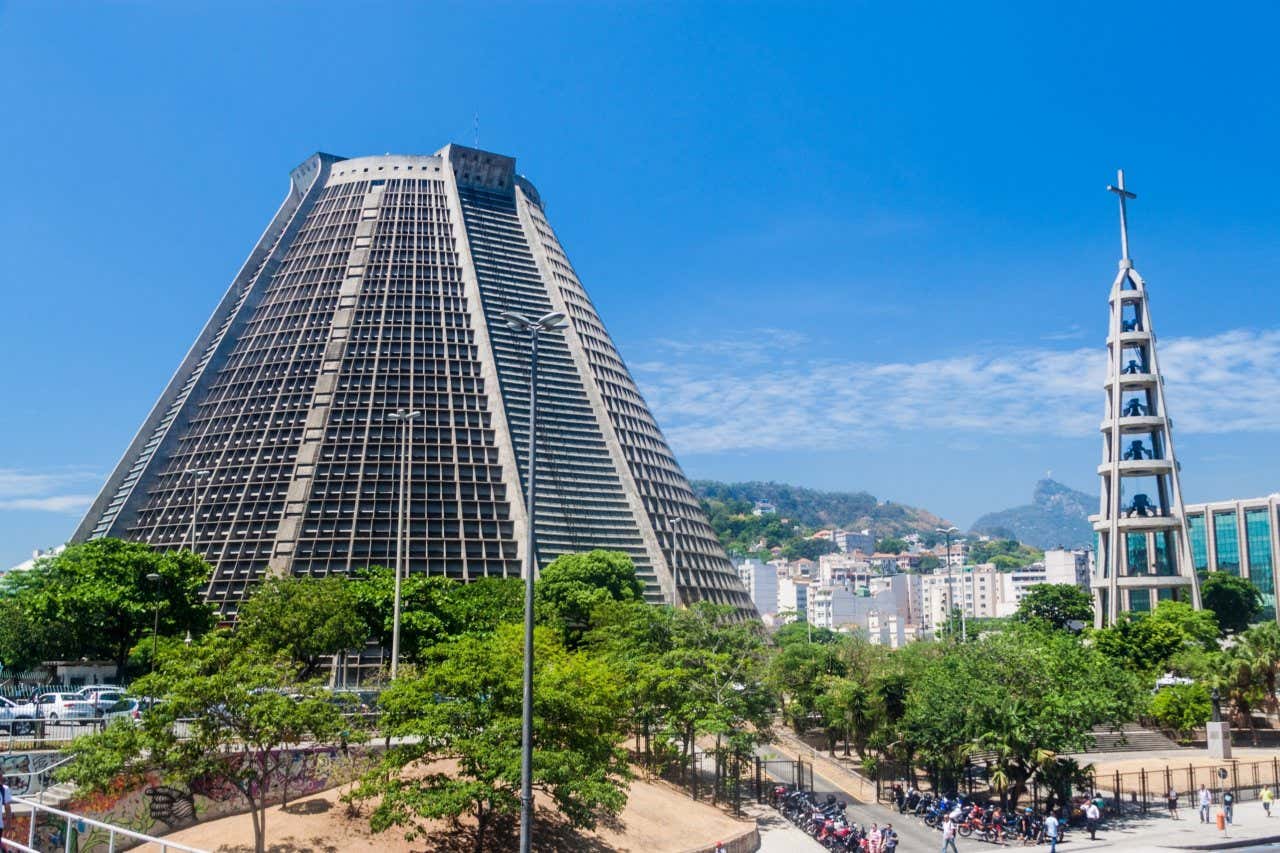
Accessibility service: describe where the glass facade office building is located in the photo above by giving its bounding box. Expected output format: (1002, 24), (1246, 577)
(1185, 497), (1280, 621)
(73, 146), (755, 618)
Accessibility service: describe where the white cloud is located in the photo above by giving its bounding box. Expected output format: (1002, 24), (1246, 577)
(0, 495), (94, 513)
(0, 468), (100, 514)
(634, 328), (1280, 454)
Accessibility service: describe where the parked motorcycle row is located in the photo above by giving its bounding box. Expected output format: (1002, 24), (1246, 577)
(771, 785), (900, 851)
(901, 789), (1068, 845)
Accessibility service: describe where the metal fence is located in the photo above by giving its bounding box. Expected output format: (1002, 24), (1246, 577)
(639, 748), (814, 816)
(7, 797), (209, 853)
(1089, 757), (1280, 814)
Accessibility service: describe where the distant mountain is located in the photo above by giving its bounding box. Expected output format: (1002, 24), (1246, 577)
(691, 480), (952, 537)
(970, 479), (1095, 549)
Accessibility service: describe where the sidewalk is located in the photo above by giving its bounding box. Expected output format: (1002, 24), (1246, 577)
(763, 730), (1280, 852)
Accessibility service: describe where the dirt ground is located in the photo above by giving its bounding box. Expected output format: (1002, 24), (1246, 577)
(159, 775), (750, 853)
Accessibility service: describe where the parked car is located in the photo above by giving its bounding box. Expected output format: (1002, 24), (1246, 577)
(97, 698), (144, 725)
(34, 693), (97, 725)
(0, 697), (38, 735)
(74, 685), (126, 702)
(81, 690), (126, 712)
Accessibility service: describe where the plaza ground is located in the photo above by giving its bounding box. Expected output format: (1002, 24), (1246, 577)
(159, 774), (750, 852)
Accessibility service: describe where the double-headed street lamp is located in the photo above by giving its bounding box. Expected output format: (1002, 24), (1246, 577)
(936, 526), (964, 641)
(500, 309), (567, 853)
(386, 408), (422, 680)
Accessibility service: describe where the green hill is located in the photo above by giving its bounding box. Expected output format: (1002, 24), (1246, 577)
(692, 480), (954, 558)
(969, 479), (1095, 549)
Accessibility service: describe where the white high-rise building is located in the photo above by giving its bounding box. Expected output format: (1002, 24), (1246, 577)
(735, 558), (779, 617)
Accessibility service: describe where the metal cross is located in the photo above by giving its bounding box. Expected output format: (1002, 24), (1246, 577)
(1107, 169), (1137, 261)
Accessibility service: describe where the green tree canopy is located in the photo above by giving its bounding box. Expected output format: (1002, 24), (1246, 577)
(1149, 683), (1212, 740)
(349, 624), (629, 852)
(899, 623), (1142, 806)
(351, 569), (522, 661)
(1092, 600), (1219, 673)
(0, 539), (214, 674)
(1014, 583), (1093, 630)
(875, 537), (907, 554)
(235, 575), (369, 678)
(535, 550), (644, 646)
(1200, 572), (1264, 634)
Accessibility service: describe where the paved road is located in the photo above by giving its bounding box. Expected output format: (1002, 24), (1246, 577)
(756, 747), (938, 851)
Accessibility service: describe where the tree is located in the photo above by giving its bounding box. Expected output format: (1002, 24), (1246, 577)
(1149, 683), (1212, 741)
(235, 576), (368, 678)
(351, 569), (522, 661)
(917, 555), (941, 572)
(782, 538), (839, 561)
(875, 537), (908, 555)
(1200, 572), (1263, 635)
(0, 539), (214, 675)
(58, 633), (348, 853)
(349, 625), (629, 852)
(1092, 601), (1219, 674)
(535, 550), (644, 646)
(899, 623), (1142, 806)
(1014, 584), (1093, 630)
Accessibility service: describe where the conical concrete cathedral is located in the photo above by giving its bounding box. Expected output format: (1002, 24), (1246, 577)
(1090, 170), (1200, 626)
(74, 146), (755, 618)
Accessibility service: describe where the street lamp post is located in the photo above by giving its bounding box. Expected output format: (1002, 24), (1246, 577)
(184, 469), (212, 553)
(936, 526), (963, 640)
(501, 309), (567, 853)
(146, 572), (162, 670)
(386, 408), (422, 680)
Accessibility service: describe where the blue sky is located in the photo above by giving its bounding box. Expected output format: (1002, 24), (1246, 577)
(3, 2), (1280, 566)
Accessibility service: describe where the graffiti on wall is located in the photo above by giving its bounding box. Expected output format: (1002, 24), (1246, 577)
(1, 750), (65, 796)
(52, 746), (364, 849)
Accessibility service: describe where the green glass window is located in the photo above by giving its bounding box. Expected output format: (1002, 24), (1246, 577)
(1126, 532), (1149, 575)
(1214, 511), (1241, 574)
(1157, 587), (1177, 602)
(1129, 588), (1151, 612)
(1246, 508), (1275, 618)
(1153, 531), (1177, 575)
(1188, 514), (1208, 572)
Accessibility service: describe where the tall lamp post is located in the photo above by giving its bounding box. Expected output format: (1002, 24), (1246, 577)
(936, 526), (964, 640)
(145, 572), (162, 671)
(501, 309), (567, 853)
(387, 408), (422, 680)
(184, 468), (212, 553)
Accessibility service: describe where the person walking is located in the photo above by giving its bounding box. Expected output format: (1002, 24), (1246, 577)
(1044, 808), (1061, 853)
(1262, 785), (1273, 817)
(1199, 784), (1213, 823)
(1085, 800), (1101, 840)
(1167, 787), (1180, 819)
(941, 813), (960, 853)
(1224, 789), (1235, 825)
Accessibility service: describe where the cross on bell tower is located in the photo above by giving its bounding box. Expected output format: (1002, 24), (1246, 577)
(1089, 170), (1202, 626)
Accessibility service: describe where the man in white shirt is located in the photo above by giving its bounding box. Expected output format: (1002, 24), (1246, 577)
(941, 814), (959, 853)
(1085, 800), (1101, 839)
(1199, 785), (1213, 823)
(1044, 808), (1061, 853)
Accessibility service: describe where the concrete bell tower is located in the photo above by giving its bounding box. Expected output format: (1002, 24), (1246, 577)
(1090, 170), (1201, 626)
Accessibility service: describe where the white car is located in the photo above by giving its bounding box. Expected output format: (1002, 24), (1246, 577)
(74, 685), (126, 702)
(34, 693), (97, 725)
(0, 697), (38, 734)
